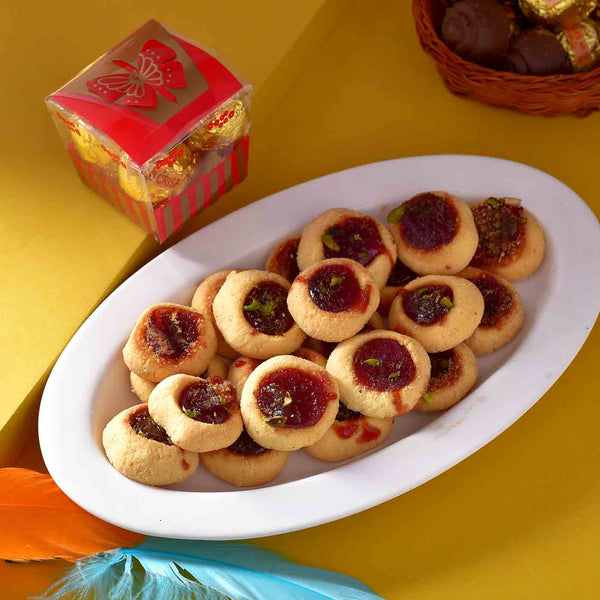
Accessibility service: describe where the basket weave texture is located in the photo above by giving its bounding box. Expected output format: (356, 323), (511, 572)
(413, 0), (600, 116)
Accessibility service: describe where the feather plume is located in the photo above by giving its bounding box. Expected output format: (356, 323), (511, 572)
(38, 537), (383, 600)
(0, 468), (143, 562)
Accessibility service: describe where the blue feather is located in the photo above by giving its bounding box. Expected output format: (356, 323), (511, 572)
(37, 537), (383, 600)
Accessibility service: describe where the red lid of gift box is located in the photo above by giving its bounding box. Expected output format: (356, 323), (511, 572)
(48, 20), (245, 166)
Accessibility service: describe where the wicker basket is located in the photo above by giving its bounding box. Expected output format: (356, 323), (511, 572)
(413, 0), (600, 116)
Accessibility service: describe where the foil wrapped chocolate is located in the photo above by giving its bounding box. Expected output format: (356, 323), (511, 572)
(441, 0), (512, 67)
(556, 18), (600, 70)
(518, 0), (597, 27)
(506, 28), (571, 74)
(70, 120), (114, 167)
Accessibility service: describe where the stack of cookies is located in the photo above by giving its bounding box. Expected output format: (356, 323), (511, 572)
(103, 192), (545, 487)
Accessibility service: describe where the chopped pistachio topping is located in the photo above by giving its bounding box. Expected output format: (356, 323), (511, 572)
(440, 296), (453, 308)
(487, 198), (499, 208)
(422, 392), (433, 404)
(260, 299), (277, 317)
(387, 205), (406, 224)
(417, 286), (430, 296)
(439, 358), (450, 370)
(243, 299), (262, 312)
(358, 250), (368, 259)
(350, 233), (362, 242)
(282, 392), (293, 406)
(388, 371), (399, 379)
(520, 217), (528, 225)
(322, 233), (340, 252)
(363, 358), (381, 366)
(265, 415), (287, 427)
(183, 408), (198, 419)
(330, 276), (343, 287)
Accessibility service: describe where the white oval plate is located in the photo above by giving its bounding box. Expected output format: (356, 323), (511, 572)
(39, 155), (600, 540)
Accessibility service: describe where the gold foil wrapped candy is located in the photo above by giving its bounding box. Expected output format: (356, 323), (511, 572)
(118, 156), (148, 202)
(188, 97), (249, 152)
(557, 19), (600, 70)
(147, 143), (195, 193)
(518, 0), (597, 28)
(70, 120), (113, 167)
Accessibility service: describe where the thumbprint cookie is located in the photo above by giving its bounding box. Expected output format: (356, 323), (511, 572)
(287, 258), (380, 342)
(297, 208), (397, 288)
(416, 343), (478, 411)
(148, 375), (242, 453)
(458, 267), (525, 355)
(388, 275), (484, 352)
(191, 270), (240, 360)
(265, 236), (301, 282)
(305, 402), (393, 462)
(379, 258), (418, 316)
(228, 356), (263, 403)
(123, 303), (217, 383)
(387, 191), (478, 275)
(213, 270), (306, 359)
(293, 347), (328, 368)
(326, 330), (430, 418)
(130, 356), (228, 403)
(470, 197), (545, 281)
(102, 404), (199, 486)
(200, 429), (289, 487)
(241, 355), (339, 451)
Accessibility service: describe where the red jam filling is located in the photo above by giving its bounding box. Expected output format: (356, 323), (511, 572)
(386, 259), (417, 287)
(308, 263), (369, 313)
(427, 350), (461, 392)
(402, 284), (454, 325)
(471, 275), (513, 328)
(333, 421), (359, 439)
(256, 367), (336, 428)
(471, 198), (526, 266)
(323, 216), (389, 267)
(353, 338), (416, 391)
(398, 193), (458, 250)
(242, 281), (294, 335)
(129, 406), (173, 445)
(145, 307), (201, 360)
(358, 422), (381, 444)
(229, 429), (268, 456)
(275, 238), (300, 282)
(179, 376), (235, 424)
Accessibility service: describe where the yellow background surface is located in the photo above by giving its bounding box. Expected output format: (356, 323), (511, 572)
(2, 0), (600, 599)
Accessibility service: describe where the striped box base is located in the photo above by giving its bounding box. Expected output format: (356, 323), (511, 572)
(69, 136), (249, 242)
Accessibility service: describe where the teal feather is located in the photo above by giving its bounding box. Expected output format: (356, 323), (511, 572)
(38, 537), (383, 600)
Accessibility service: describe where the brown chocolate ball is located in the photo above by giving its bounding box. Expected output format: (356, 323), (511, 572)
(441, 0), (512, 67)
(505, 28), (571, 75)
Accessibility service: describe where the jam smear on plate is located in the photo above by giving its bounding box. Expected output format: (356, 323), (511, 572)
(229, 429), (268, 456)
(323, 216), (390, 267)
(353, 338), (416, 392)
(129, 406), (173, 445)
(145, 307), (202, 360)
(470, 274), (513, 328)
(402, 284), (454, 325)
(243, 281), (294, 335)
(471, 198), (526, 266)
(308, 263), (370, 313)
(396, 193), (458, 250)
(256, 367), (337, 428)
(179, 376), (235, 424)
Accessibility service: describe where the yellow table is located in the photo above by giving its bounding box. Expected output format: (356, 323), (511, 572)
(2, 1), (600, 599)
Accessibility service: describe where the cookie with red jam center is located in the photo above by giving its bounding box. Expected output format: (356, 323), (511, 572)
(200, 428), (290, 487)
(213, 270), (306, 359)
(379, 258), (418, 316)
(326, 330), (431, 418)
(103, 404), (199, 486)
(458, 267), (525, 356)
(389, 275), (484, 352)
(387, 191), (478, 275)
(297, 208), (397, 288)
(305, 400), (394, 462)
(148, 374), (243, 453)
(240, 355), (340, 451)
(265, 236), (301, 282)
(470, 197), (545, 281)
(123, 303), (217, 383)
(287, 258), (380, 343)
(416, 343), (478, 411)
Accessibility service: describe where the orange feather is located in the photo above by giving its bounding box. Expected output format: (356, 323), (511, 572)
(0, 468), (143, 562)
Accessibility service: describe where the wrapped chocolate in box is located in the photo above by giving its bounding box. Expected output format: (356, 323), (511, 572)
(46, 20), (251, 242)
